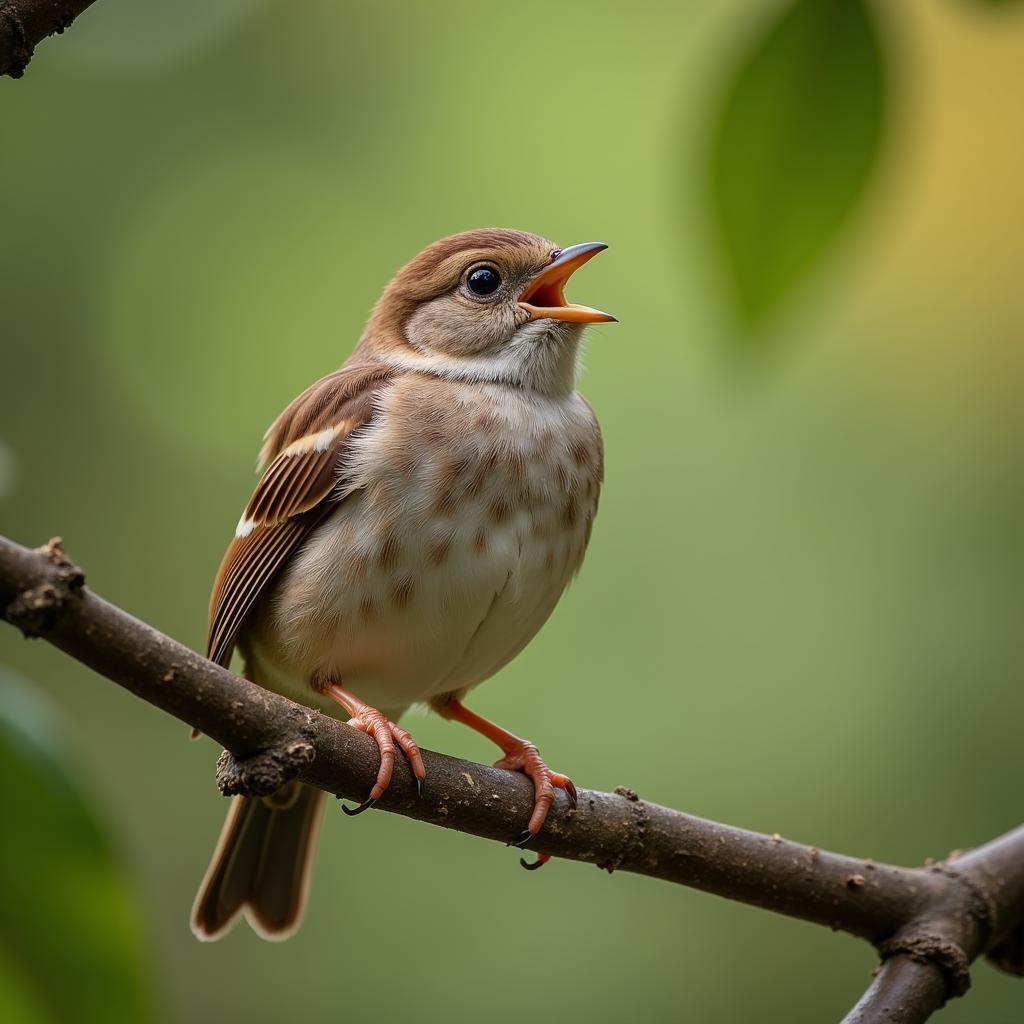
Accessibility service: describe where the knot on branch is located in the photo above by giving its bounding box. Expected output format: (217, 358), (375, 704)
(4, 538), (85, 636)
(216, 738), (316, 798)
(880, 933), (972, 999)
(599, 786), (649, 874)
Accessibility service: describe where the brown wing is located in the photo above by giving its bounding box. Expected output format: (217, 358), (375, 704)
(206, 362), (394, 668)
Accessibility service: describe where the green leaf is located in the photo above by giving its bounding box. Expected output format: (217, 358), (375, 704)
(0, 671), (155, 1024)
(709, 0), (886, 324)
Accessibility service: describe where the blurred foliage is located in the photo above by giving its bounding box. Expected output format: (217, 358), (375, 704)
(0, 441), (14, 500)
(709, 0), (885, 326)
(0, 671), (155, 1024)
(53, 0), (269, 72)
(1, 0), (1023, 1022)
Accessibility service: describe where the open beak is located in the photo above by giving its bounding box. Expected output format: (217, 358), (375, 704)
(518, 242), (616, 324)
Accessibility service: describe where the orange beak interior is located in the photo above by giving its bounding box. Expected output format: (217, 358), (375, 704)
(518, 242), (616, 324)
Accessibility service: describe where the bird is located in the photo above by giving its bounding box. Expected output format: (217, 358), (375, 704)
(191, 228), (615, 941)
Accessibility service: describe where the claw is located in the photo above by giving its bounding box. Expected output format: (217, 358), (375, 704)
(564, 779), (578, 809)
(508, 829), (535, 849)
(322, 684), (425, 808)
(339, 795), (377, 817)
(437, 700), (575, 844)
(520, 852), (551, 871)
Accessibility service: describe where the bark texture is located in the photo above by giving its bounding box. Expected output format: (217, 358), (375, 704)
(0, 0), (96, 78)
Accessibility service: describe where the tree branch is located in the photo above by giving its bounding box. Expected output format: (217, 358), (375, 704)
(0, 0), (96, 78)
(844, 956), (948, 1024)
(1, 533), (1021, 1021)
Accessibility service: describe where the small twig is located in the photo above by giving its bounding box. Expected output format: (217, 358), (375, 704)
(1, 532), (1021, 1022)
(0, 0), (97, 78)
(844, 956), (948, 1024)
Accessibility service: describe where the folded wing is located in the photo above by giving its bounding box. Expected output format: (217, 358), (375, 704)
(206, 363), (394, 668)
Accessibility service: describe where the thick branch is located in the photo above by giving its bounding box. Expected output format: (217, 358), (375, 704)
(2, 534), (1022, 1022)
(0, 0), (96, 78)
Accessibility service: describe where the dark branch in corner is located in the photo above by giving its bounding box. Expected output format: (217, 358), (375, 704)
(0, 0), (97, 78)
(1, 533), (1022, 1023)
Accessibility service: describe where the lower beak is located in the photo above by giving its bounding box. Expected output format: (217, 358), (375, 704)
(518, 242), (616, 324)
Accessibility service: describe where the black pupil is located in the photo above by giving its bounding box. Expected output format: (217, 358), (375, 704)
(467, 266), (500, 296)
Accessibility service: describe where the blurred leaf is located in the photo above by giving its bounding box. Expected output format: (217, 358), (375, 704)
(0, 949), (47, 1024)
(709, 0), (885, 325)
(0, 671), (155, 1024)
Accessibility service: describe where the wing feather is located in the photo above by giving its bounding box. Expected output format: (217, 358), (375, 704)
(207, 518), (313, 667)
(206, 363), (395, 668)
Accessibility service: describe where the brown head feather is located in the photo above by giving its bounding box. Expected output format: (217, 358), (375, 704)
(358, 228), (556, 355)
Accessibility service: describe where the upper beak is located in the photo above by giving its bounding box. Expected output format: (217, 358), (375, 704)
(518, 242), (616, 324)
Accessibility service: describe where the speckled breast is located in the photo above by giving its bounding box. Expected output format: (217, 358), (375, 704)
(244, 373), (603, 715)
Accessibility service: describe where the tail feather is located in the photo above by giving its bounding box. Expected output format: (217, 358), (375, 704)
(191, 780), (326, 941)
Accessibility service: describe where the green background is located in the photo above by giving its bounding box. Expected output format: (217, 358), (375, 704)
(1, 0), (1022, 1021)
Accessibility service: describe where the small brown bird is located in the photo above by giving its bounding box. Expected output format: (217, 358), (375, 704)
(191, 228), (614, 940)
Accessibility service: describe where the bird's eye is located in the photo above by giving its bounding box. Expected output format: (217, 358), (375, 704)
(466, 265), (501, 297)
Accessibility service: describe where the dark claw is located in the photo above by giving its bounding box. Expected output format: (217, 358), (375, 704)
(340, 795), (377, 817)
(565, 779), (579, 809)
(415, 776), (424, 798)
(508, 829), (535, 849)
(520, 854), (549, 871)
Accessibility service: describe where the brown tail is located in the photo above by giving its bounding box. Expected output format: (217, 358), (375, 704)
(191, 780), (326, 941)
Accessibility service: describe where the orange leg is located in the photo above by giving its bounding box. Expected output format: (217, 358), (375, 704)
(438, 698), (577, 865)
(321, 683), (426, 814)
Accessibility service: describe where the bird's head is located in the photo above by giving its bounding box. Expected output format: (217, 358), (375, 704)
(362, 228), (615, 394)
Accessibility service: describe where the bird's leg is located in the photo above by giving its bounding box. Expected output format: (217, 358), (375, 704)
(438, 698), (577, 858)
(317, 681), (426, 814)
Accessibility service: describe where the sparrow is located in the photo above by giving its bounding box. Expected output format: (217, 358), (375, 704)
(191, 228), (614, 941)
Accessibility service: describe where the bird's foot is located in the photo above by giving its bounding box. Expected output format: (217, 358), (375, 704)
(496, 740), (578, 849)
(435, 699), (576, 861)
(320, 683), (425, 813)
